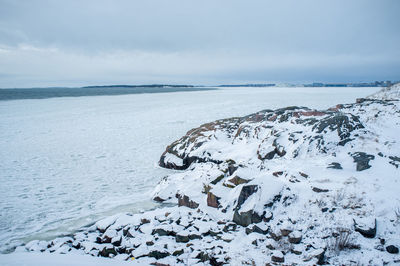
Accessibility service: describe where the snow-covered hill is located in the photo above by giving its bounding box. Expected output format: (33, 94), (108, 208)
(14, 84), (400, 265)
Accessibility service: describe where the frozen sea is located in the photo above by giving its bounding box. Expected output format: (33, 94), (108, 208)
(0, 86), (379, 252)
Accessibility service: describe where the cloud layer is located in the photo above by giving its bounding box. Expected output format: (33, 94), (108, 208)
(0, 0), (399, 87)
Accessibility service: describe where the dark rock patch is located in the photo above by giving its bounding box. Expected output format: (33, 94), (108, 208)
(312, 187), (329, 193)
(351, 152), (375, 171)
(354, 218), (377, 238)
(386, 245), (399, 254)
(148, 250), (170, 260)
(327, 162), (343, 169)
(99, 247), (117, 257)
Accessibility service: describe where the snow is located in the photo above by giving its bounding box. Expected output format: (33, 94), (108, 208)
(0, 86), (382, 256)
(0, 252), (132, 266)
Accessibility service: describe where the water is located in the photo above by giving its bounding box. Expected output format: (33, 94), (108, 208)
(0, 86), (379, 252)
(0, 86), (216, 101)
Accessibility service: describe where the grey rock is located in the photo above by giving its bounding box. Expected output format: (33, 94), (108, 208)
(351, 152), (375, 171)
(327, 162), (343, 169)
(175, 234), (189, 243)
(354, 218), (377, 238)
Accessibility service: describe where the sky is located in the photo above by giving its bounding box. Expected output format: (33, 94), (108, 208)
(0, 0), (399, 87)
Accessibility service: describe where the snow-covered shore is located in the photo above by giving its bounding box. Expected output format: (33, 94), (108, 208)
(1, 84), (399, 265)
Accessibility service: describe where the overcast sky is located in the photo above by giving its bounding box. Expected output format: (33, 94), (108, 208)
(0, 0), (399, 87)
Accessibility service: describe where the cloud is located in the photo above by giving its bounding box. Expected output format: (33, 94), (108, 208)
(0, 0), (399, 87)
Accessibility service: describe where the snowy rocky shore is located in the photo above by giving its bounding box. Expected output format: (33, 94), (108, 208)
(20, 84), (400, 265)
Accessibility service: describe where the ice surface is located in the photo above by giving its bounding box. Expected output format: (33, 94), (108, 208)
(0, 86), (379, 252)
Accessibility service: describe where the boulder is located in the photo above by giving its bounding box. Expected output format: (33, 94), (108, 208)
(233, 210), (262, 227)
(207, 192), (220, 208)
(99, 247), (117, 257)
(176, 234), (189, 243)
(235, 185), (259, 210)
(271, 251), (284, 263)
(386, 245), (399, 254)
(177, 194), (199, 209)
(354, 218), (376, 238)
(148, 250), (170, 260)
(288, 231), (302, 244)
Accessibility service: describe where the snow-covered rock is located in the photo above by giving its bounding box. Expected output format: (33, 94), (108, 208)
(15, 84), (400, 265)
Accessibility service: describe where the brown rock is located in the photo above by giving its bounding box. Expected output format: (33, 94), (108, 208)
(207, 192), (220, 208)
(177, 194), (199, 209)
(272, 171), (284, 177)
(228, 176), (250, 186)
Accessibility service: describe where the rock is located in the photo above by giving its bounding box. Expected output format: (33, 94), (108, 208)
(265, 239), (275, 250)
(233, 210), (262, 227)
(207, 192), (220, 208)
(176, 234), (189, 243)
(235, 185), (259, 210)
(351, 152), (375, 171)
(288, 231), (302, 244)
(148, 250), (170, 260)
(211, 175), (224, 185)
(354, 218), (377, 238)
(188, 234), (202, 240)
(173, 249), (184, 256)
(386, 245), (399, 254)
(111, 236), (122, 246)
(141, 218), (151, 224)
(245, 225), (268, 235)
(298, 172), (309, 178)
(272, 171), (284, 177)
(223, 222), (237, 232)
(313, 113), (364, 146)
(99, 247), (117, 257)
(122, 228), (134, 238)
(195, 251), (210, 262)
(280, 227), (293, 237)
(146, 241), (154, 246)
(177, 194), (199, 209)
(312, 187), (329, 193)
(327, 162), (343, 169)
(153, 196), (165, 202)
(71, 241), (80, 249)
(196, 251), (210, 262)
(269, 230), (282, 241)
(151, 228), (170, 236)
(228, 176), (250, 186)
(291, 246), (302, 255)
(227, 164), (238, 175)
(304, 248), (325, 265)
(150, 263), (170, 266)
(271, 251), (284, 263)
(389, 156), (400, 168)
